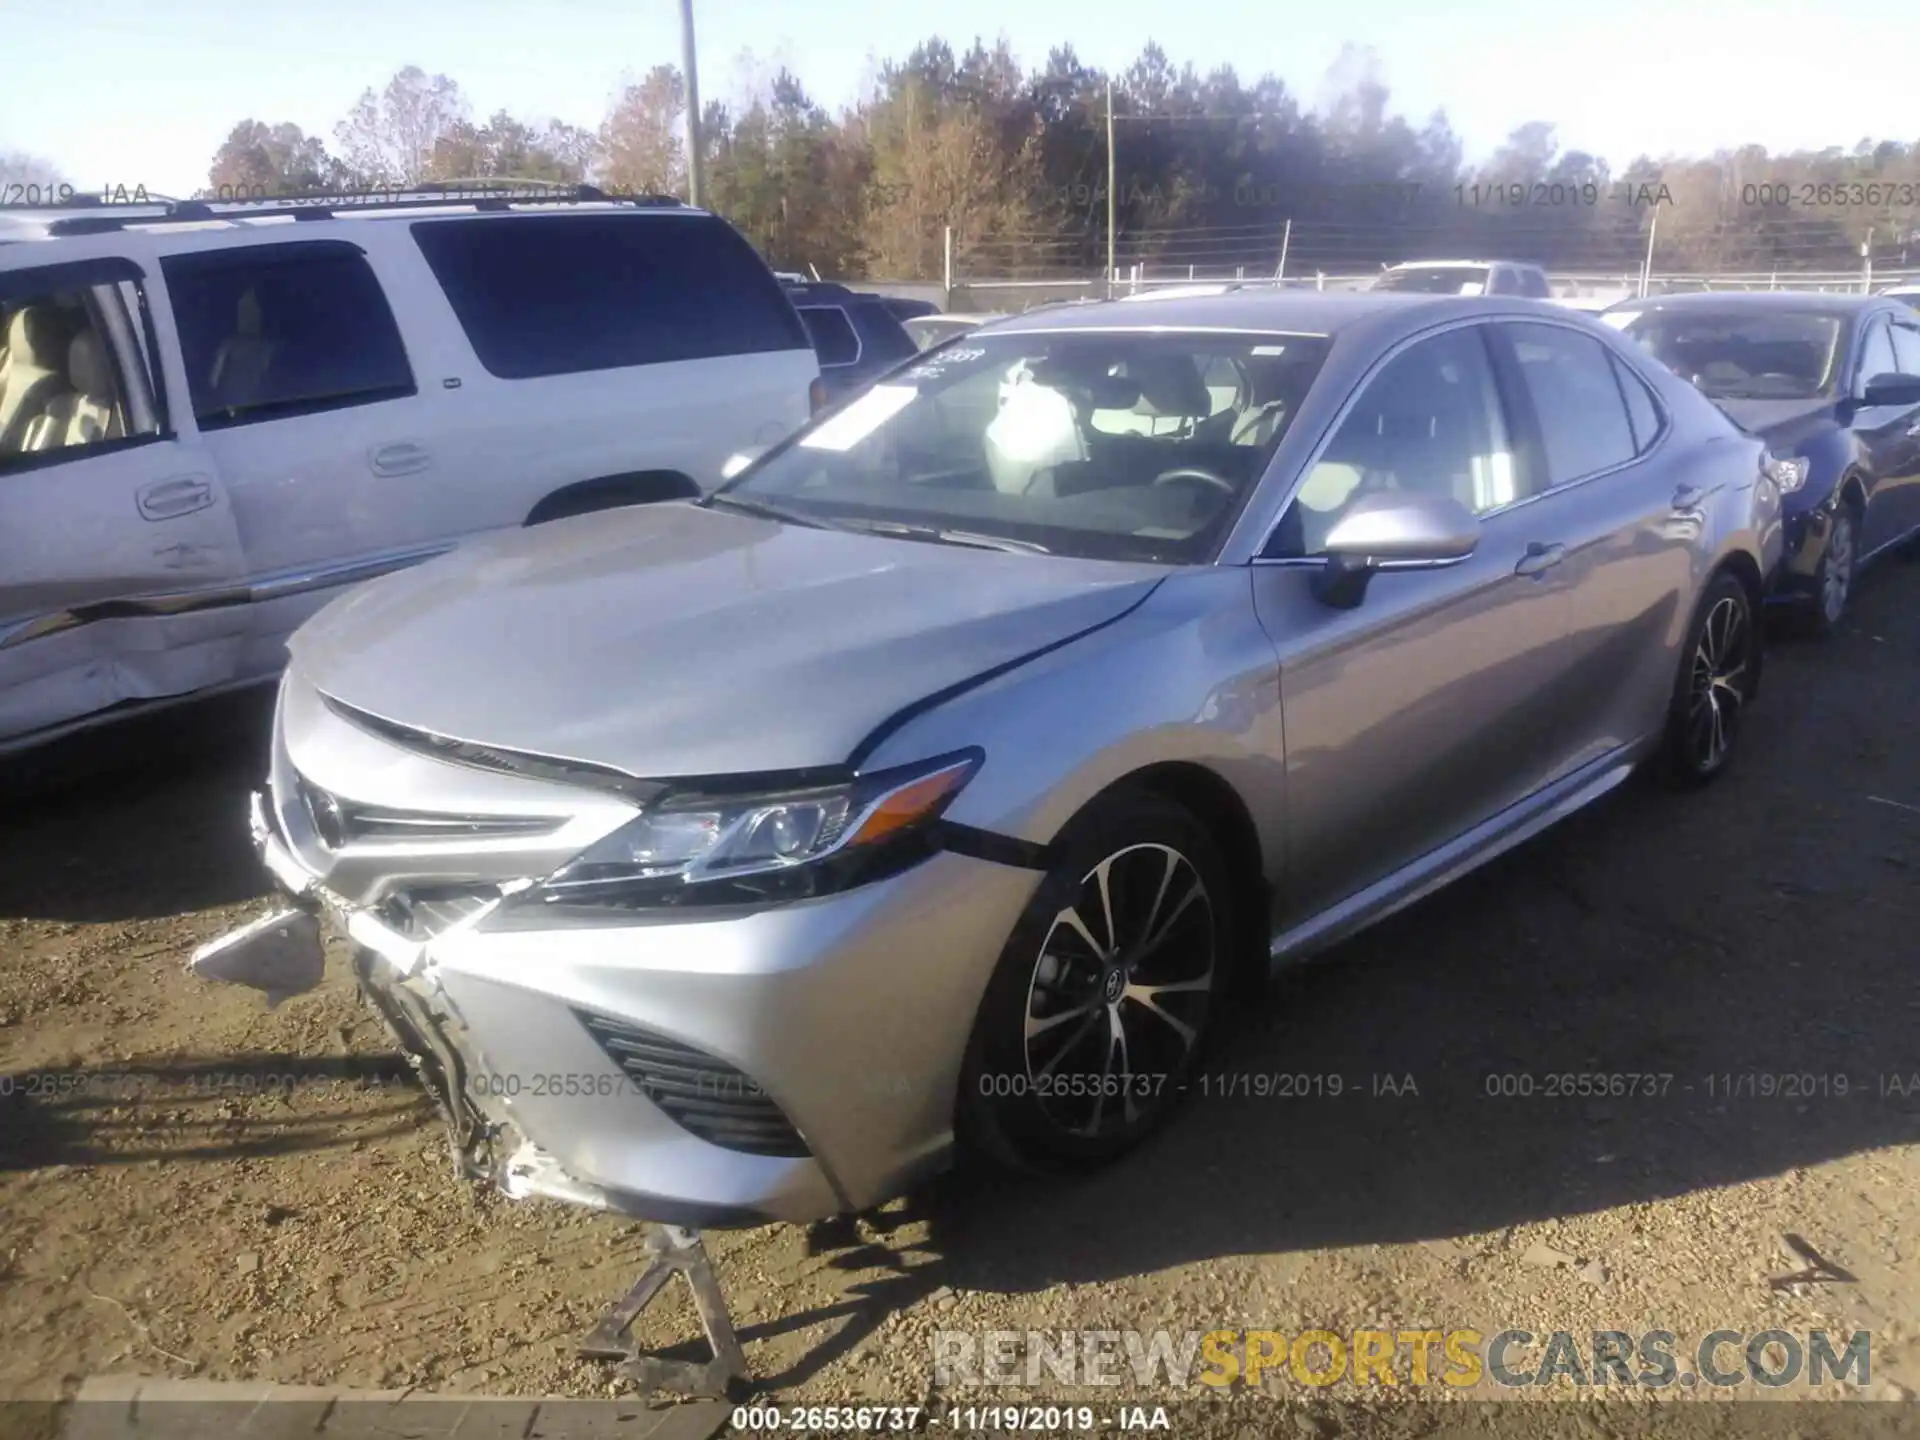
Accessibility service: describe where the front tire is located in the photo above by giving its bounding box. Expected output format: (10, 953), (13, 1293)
(957, 789), (1234, 1174)
(1798, 501), (1858, 637)
(1655, 571), (1758, 788)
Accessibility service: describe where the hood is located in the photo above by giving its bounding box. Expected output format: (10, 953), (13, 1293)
(289, 502), (1164, 779)
(1711, 395), (1838, 449)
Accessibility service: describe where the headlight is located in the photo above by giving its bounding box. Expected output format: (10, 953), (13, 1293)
(1764, 455), (1810, 494)
(491, 750), (981, 918)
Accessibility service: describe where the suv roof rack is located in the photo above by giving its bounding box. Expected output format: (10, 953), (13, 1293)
(27, 184), (686, 237)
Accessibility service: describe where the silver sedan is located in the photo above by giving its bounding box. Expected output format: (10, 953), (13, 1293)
(194, 291), (1785, 1229)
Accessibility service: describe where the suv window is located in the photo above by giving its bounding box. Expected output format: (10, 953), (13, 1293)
(412, 213), (809, 380)
(1518, 268), (1552, 299)
(163, 242), (414, 430)
(1503, 322), (1637, 484)
(850, 304), (918, 367)
(0, 280), (157, 465)
(1273, 325), (1515, 556)
(1890, 320), (1920, 376)
(798, 306), (860, 367)
(1857, 317), (1897, 391)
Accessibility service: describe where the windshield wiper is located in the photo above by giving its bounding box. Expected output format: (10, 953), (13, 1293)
(836, 518), (1051, 554)
(702, 493), (836, 529)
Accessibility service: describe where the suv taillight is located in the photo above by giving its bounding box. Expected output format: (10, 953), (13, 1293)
(809, 377), (828, 415)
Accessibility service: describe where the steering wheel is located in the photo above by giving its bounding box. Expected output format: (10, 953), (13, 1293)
(1152, 467), (1237, 497)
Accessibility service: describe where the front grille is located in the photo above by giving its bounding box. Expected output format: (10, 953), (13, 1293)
(575, 1012), (811, 1159)
(379, 885), (501, 940)
(293, 773), (560, 849)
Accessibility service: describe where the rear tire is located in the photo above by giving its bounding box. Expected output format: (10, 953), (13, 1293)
(957, 789), (1234, 1174)
(1654, 571), (1758, 789)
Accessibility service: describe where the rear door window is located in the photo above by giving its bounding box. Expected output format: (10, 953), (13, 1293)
(162, 241), (415, 429)
(1501, 321), (1638, 484)
(798, 306), (860, 367)
(412, 213), (809, 379)
(850, 306), (917, 367)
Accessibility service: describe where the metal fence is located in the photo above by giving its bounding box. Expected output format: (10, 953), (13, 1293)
(937, 264), (1920, 314)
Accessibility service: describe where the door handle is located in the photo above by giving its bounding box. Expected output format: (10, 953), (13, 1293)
(1671, 483), (1707, 509)
(1514, 541), (1565, 577)
(136, 475), (214, 521)
(369, 442), (433, 477)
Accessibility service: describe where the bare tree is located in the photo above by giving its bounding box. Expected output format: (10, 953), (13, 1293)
(335, 67), (469, 187)
(599, 66), (686, 194)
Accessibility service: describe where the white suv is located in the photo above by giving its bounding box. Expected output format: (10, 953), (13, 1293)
(0, 192), (819, 753)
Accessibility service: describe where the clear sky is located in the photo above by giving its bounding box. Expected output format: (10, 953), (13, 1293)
(3, 0), (1906, 198)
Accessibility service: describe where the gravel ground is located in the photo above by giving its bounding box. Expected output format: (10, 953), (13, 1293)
(3, 559), (1918, 1417)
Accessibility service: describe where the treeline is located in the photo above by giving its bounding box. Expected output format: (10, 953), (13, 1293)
(203, 42), (1920, 280)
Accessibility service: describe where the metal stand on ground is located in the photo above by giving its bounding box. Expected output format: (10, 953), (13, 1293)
(578, 1225), (748, 1399)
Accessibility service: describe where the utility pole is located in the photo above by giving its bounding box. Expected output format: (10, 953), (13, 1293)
(1863, 228), (1874, 294)
(1274, 218), (1292, 281)
(1105, 78), (1116, 300)
(1639, 205), (1660, 299)
(679, 0), (705, 208)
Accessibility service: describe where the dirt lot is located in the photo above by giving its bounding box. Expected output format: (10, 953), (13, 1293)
(3, 560), (1919, 1416)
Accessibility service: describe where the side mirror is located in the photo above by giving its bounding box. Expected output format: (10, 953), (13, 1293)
(1861, 372), (1920, 408)
(720, 446), (769, 481)
(1312, 490), (1481, 609)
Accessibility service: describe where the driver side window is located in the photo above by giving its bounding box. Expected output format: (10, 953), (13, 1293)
(1857, 319), (1897, 395)
(1271, 326), (1516, 557)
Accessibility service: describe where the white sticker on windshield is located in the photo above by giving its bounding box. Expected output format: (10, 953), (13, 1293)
(1598, 311), (1637, 330)
(799, 384), (919, 451)
(1457, 282), (1486, 297)
(1250, 345), (1290, 355)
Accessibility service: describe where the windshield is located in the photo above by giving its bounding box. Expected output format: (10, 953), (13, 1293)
(1612, 308), (1845, 399)
(1372, 266), (1491, 295)
(716, 330), (1333, 564)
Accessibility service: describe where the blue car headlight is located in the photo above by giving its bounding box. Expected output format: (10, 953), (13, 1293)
(489, 750), (981, 920)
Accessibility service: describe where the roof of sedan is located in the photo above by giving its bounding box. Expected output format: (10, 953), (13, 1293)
(982, 290), (1554, 337)
(1609, 290), (1888, 317)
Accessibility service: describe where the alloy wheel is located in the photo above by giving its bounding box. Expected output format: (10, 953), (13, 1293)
(1021, 843), (1216, 1139)
(1821, 510), (1855, 625)
(1686, 593), (1752, 774)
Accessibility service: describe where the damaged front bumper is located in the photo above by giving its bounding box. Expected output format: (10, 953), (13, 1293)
(194, 792), (807, 1228)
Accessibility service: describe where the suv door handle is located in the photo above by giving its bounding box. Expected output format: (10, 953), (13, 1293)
(1514, 541), (1565, 577)
(369, 442), (432, 477)
(136, 475), (214, 521)
(1672, 483), (1707, 508)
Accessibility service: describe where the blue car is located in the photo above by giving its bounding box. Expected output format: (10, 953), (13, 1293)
(1606, 292), (1920, 633)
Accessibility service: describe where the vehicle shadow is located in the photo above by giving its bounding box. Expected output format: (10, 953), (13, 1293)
(746, 561), (1920, 1384)
(0, 1052), (424, 1171)
(0, 688), (276, 922)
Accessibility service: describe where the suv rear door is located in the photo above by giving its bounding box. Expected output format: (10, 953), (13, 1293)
(0, 235), (248, 751)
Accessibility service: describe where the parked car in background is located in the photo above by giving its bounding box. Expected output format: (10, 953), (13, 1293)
(1879, 284), (1920, 314)
(1604, 292), (1920, 633)
(0, 190), (818, 756)
(196, 291), (1781, 1231)
(903, 313), (999, 350)
(1370, 259), (1554, 299)
(783, 281), (920, 406)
